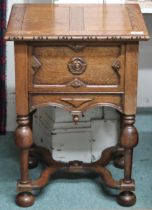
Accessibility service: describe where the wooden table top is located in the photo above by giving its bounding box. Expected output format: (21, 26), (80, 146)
(5, 4), (149, 41)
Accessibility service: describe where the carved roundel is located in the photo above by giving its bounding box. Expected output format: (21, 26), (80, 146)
(68, 57), (87, 75)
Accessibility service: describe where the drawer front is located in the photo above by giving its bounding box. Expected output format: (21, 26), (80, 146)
(29, 44), (125, 92)
(30, 93), (123, 114)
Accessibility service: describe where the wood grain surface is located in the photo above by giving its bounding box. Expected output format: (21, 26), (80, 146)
(5, 3), (149, 207)
(5, 4), (149, 41)
(29, 44), (124, 93)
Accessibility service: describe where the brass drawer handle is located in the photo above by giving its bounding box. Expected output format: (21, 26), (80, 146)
(68, 57), (87, 75)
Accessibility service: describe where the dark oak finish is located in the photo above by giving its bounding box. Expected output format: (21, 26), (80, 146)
(5, 4), (149, 207)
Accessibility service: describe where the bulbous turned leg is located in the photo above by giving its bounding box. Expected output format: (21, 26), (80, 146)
(15, 115), (35, 207)
(117, 115), (138, 206)
(117, 191), (136, 207)
(16, 192), (35, 207)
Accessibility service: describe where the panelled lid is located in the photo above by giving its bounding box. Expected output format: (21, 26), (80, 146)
(5, 4), (149, 41)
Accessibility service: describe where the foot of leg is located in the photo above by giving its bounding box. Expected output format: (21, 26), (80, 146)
(117, 191), (136, 207)
(16, 192), (35, 207)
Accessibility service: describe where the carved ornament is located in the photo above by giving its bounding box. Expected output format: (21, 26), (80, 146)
(68, 57), (87, 75)
(32, 56), (42, 72)
(112, 59), (121, 73)
(111, 59), (121, 82)
(5, 35), (149, 41)
(68, 44), (86, 52)
(61, 98), (93, 108)
(67, 78), (86, 88)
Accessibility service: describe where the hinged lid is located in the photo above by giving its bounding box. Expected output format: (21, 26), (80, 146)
(5, 4), (149, 41)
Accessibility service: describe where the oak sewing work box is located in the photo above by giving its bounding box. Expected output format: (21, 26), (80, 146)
(5, 3), (149, 207)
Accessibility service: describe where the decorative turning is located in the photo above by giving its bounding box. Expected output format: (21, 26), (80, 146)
(68, 57), (87, 75)
(73, 115), (80, 124)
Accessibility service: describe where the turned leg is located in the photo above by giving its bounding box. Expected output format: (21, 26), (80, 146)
(15, 115), (35, 207)
(117, 115), (138, 207)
